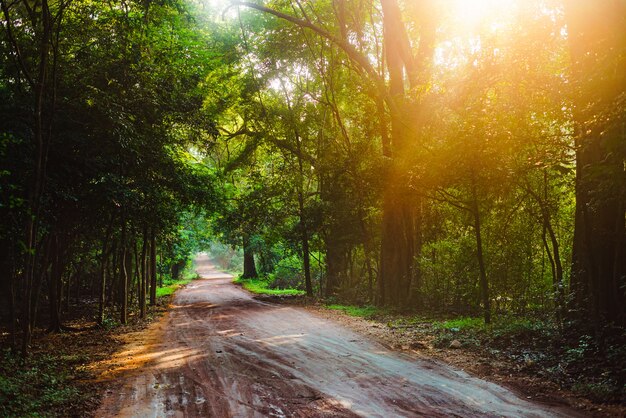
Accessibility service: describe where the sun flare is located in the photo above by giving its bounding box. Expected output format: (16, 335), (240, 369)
(449, 0), (519, 29)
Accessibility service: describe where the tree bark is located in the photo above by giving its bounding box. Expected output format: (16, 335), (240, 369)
(298, 191), (313, 296)
(471, 182), (491, 324)
(242, 235), (258, 279)
(140, 227), (148, 319)
(566, 0), (626, 325)
(149, 229), (157, 305)
(378, 0), (434, 307)
(119, 220), (128, 324)
(98, 219), (113, 325)
(7, 0), (55, 357)
(48, 234), (62, 332)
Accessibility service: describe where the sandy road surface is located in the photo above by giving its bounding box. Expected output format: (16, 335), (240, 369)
(96, 253), (578, 417)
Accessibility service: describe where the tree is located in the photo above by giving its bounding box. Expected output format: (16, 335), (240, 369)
(566, 0), (626, 326)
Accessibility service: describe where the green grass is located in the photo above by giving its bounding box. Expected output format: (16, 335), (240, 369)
(326, 304), (381, 318)
(233, 276), (305, 296)
(433, 316), (545, 334)
(156, 267), (200, 298)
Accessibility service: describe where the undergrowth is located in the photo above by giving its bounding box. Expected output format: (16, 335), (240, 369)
(156, 268), (200, 298)
(233, 276), (305, 296)
(325, 304), (381, 319)
(0, 349), (92, 417)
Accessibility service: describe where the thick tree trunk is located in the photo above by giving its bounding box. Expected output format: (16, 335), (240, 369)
(242, 235), (258, 279)
(379, 192), (415, 306)
(566, 0), (626, 325)
(325, 238), (346, 297)
(378, 0), (426, 307)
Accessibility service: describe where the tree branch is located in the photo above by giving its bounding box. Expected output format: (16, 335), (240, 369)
(231, 2), (384, 89)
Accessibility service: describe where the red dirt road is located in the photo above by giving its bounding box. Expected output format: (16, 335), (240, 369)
(96, 253), (578, 417)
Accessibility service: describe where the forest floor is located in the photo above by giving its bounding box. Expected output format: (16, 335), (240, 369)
(0, 276), (188, 417)
(0, 302), (170, 417)
(92, 253), (581, 417)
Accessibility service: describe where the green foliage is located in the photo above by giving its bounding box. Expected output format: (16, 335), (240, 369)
(156, 261), (200, 298)
(431, 316), (550, 349)
(233, 276), (305, 296)
(267, 254), (321, 289)
(326, 304), (381, 319)
(99, 315), (120, 331)
(208, 242), (244, 273)
(0, 350), (85, 417)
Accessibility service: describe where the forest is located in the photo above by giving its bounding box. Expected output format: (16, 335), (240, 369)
(0, 0), (625, 416)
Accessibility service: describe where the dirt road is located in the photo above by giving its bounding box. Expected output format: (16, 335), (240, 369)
(96, 253), (578, 417)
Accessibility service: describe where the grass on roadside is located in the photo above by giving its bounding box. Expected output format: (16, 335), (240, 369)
(156, 268), (200, 298)
(325, 304), (381, 319)
(233, 276), (305, 296)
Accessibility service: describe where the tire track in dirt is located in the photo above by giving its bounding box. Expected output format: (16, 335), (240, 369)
(96, 253), (580, 417)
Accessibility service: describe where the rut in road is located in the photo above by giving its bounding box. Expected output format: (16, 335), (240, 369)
(97, 253), (577, 417)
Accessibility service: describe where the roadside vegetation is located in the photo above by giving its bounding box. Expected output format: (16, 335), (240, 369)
(322, 304), (626, 406)
(233, 276), (305, 297)
(0, 262), (198, 418)
(156, 267), (201, 299)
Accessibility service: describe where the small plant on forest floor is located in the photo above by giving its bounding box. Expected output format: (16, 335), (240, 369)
(100, 315), (120, 330)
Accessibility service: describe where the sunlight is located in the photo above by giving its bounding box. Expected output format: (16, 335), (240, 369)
(449, 0), (519, 30)
(433, 0), (521, 70)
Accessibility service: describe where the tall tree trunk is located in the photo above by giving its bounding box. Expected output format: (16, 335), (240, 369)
(242, 235), (258, 279)
(325, 237), (346, 297)
(31, 236), (51, 331)
(298, 191), (313, 296)
(48, 234), (62, 332)
(126, 247), (133, 307)
(139, 227), (148, 319)
(378, 0), (429, 307)
(149, 229), (157, 305)
(0, 240), (17, 350)
(107, 242), (117, 311)
(566, 0), (626, 325)
(98, 219), (113, 325)
(158, 248), (163, 287)
(119, 220), (128, 324)
(292, 123), (313, 296)
(471, 182), (491, 324)
(6, 0), (55, 357)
